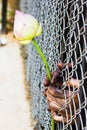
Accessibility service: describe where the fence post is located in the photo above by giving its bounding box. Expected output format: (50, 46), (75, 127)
(1, 0), (8, 33)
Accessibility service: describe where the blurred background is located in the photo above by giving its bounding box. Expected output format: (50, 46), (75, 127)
(0, 0), (20, 33)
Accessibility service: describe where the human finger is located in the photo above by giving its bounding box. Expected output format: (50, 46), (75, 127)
(43, 74), (52, 87)
(57, 63), (64, 70)
(46, 90), (65, 107)
(47, 85), (65, 98)
(52, 111), (67, 123)
(51, 69), (63, 84)
(44, 62), (64, 85)
(48, 101), (61, 111)
(47, 85), (73, 99)
(43, 88), (48, 96)
(52, 111), (76, 123)
(65, 78), (80, 88)
(57, 62), (73, 70)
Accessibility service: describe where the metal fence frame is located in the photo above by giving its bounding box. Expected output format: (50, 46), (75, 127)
(1, 0), (8, 33)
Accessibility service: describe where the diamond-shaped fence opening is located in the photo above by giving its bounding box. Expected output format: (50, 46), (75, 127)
(20, 0), (87, 130)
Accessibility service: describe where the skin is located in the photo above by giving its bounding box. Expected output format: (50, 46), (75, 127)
(43, 63), (80, 123)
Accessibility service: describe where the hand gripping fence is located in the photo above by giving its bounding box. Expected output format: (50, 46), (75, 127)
(20, 0), (87, 129)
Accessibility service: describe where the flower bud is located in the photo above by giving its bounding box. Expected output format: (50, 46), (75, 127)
(14, 10), (42, 45)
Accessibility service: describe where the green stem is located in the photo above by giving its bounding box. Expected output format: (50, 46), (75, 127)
(32, 38), (55, 130)
(33, 38), (51, 81)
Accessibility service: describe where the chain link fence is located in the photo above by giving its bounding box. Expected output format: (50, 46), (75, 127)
(20, 0), (87, 129)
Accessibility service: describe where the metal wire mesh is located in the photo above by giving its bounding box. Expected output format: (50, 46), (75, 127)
(20, 0), (87, 130)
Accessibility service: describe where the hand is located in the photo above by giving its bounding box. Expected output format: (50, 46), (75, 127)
(43, 63), (80, 123)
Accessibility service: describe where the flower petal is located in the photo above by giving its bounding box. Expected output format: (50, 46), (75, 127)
(36, 23), (42, 37)
(14, 10), (25, 39)
(19, 40), (31, 45)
